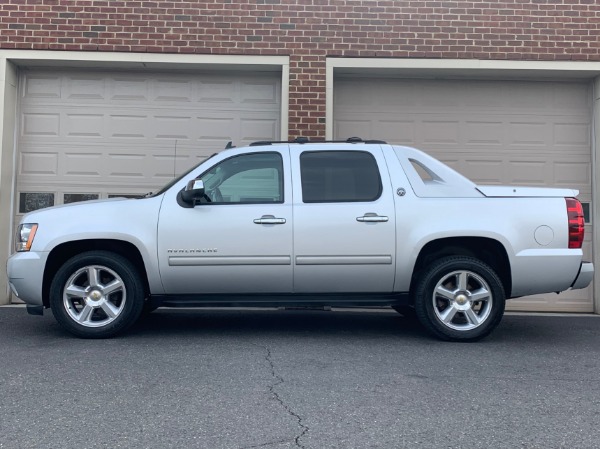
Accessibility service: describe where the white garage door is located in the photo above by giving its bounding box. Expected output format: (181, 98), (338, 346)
(16, 68), (281, 219)
(334, 77), (593, 312)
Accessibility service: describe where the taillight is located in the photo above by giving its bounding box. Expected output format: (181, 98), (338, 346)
(566, 198), (584, 249)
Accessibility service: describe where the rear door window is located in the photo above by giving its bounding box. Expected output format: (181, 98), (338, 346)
(299, 151), (382, 203)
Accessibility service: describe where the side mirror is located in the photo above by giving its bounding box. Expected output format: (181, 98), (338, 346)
(179, 179), (205, 206)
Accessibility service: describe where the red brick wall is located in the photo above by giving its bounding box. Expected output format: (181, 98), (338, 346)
(1, 0), (599, 138)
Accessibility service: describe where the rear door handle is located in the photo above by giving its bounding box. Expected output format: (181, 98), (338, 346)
(356, 213), (389, 223)
(254, 215), (286, 225)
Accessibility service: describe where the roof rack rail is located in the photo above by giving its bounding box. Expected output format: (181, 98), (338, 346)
(249, 137), (387, 146)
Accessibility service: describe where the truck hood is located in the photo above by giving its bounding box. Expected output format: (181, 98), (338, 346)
(476, 185), (579, 198)
(20, 196), (130, 222)
(18, 196), (159, 225)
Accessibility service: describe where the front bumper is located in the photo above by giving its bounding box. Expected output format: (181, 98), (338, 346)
(571, 262), (594, 290)
(6, 251), (48, 306)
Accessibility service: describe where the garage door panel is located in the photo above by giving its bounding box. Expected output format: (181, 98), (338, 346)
(554, 159), (592, 189)
(464, 85), (503, 107)
(420, 84), (464, 108)
(63, 152), (103, 177)
(19, 151), (58, 176)
(509, 84), (554, 108)
(23, 74), (62, 99)
(106, 153), (147, 179)
(463, 121), (504, 145)
(21, 112), (60, 137)
(552, 83), (592, 110)
(334, 120), (373, 141)
(65, 113), (104, 137)
(507, 121), (548, 146)
(152, 153), (200, 181)
(241, 81), (279, 104)
(196, 116), (236, 140)
(154, 115), (193, 140)
(65, 76), (106, 101)
(461, 159), (505, 184)
(374, 120), (416, 145)
(462, 158), (546, 187)
(421, 120), (460, 144)
(334, 77), (593, 312)
(198, 79), (237, 103)
(334, 81), (379, 107)
(110, 77), (149, 101)
(154, 78), (192, 102)
(240, 117), (280, 142)
(109, 114), (147, 139)
(554, 122), (591, 146)
(510, 160), (549, 185)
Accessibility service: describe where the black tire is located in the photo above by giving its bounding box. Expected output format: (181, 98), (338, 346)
(412, 256), (505, 342)
(50, 251), (145, 338)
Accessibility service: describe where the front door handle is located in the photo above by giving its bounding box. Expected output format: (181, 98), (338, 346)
(254, 215), (286, 225)
(356, 213), (389, 223)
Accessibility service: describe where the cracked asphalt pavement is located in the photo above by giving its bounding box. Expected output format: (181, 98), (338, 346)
(1, 306), (600, 449)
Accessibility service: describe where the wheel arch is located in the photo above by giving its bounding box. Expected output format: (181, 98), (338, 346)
(411, 237), (512, 298)
(42, 239), (150, 308)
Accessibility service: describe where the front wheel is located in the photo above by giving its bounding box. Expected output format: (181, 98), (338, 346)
(50, 251), (145, 338)
(412, 256), (505, 342)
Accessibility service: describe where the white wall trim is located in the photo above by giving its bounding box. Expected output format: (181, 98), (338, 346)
(281, 62), (290, 139)
(0, 58), (18, 304)
(328, 57), (600, 72)
(593, 77), (600, 314)
(0, 49), (289, 68)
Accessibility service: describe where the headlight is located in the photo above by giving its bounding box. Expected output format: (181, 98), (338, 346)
(15, 224), (38, 252)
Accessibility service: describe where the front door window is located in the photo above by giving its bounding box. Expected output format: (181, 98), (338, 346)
(198, 152), (283, 204)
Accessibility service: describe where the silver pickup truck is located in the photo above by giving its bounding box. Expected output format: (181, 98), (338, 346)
(7, 138), (594, 341)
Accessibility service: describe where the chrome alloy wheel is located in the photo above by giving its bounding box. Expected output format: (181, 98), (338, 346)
(63, 265), (127, 328)
(432, 270), (493, 331)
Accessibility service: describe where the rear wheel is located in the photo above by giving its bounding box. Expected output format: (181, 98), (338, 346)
(50, 251), (144, 338)
(413, 256), (505, 341)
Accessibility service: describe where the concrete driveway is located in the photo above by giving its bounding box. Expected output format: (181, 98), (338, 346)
(0, 306), (599, 449)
